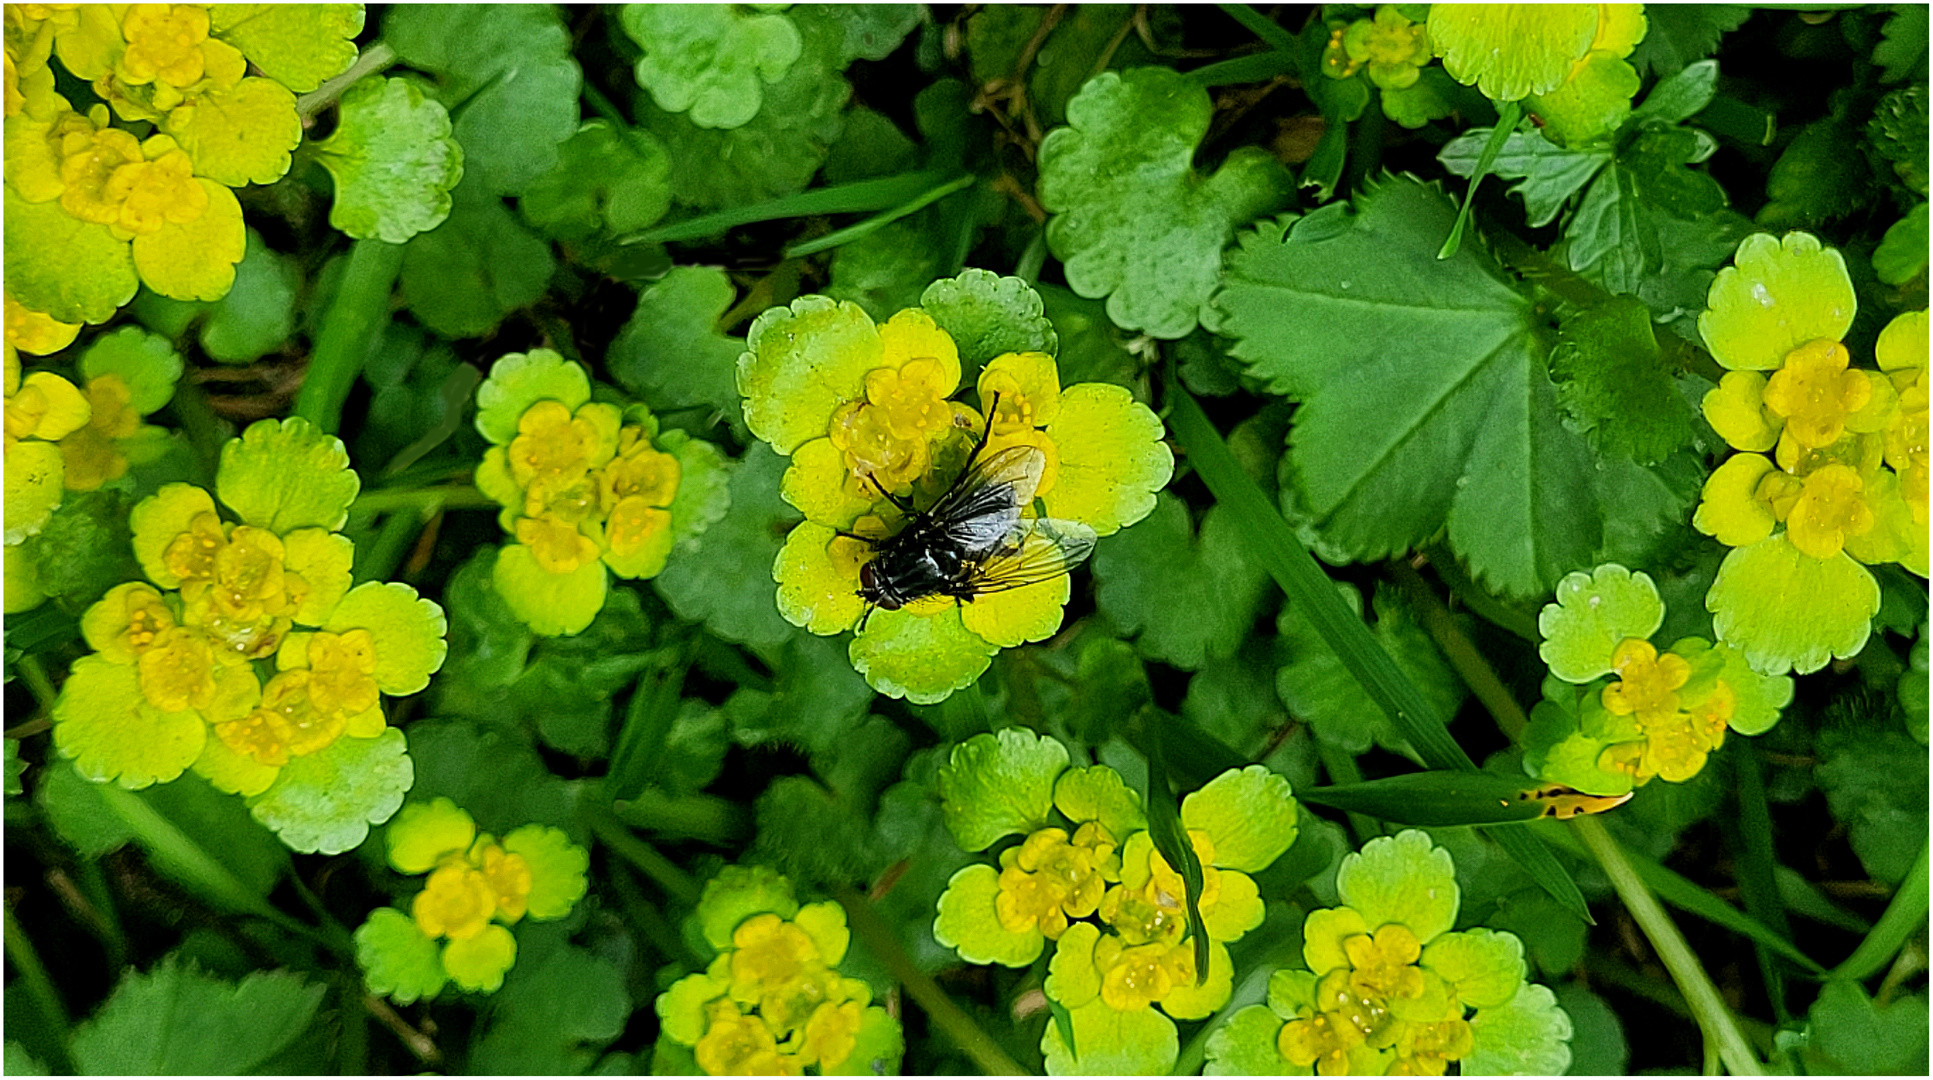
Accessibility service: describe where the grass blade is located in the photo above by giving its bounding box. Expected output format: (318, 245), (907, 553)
(620, 170), (954, 245)
(1165, 381), (1593, 923)
(1300, 773), (1630, 827)
(1831, 839), (1929, 982)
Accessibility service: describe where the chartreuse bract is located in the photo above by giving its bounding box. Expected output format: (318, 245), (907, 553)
(49, 416), (444, 852)
(3, 3), (367, 326)
(737, 271), (1173, 702)
(1205, 831), (1572, 1076)
(1525, 563), (1793, 795)
(653, 865), (905, 1076)
(354, 797), (588, 999)
(473, 348), (728, 636)
(1693, 232), (1928, 673)
(931, 729), (1298, 1074)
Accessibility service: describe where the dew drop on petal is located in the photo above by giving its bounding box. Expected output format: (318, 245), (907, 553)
(1751, 283), (1774, 308)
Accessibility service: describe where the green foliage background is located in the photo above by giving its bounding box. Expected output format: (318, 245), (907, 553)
(4, 3), (1928, 1076)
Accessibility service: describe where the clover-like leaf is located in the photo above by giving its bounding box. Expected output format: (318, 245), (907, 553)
(1277, 580), (1466, 758)
(69, 958), (324, 1075)
(503, 823), (589, 920)
(1181, 765), (1298, 873)
(354, 907), (448, 1004)
(3, 189), (140, 324)
(918, 270), (1060, 376)
(1466, 981), (1576, 1076)
(936, 728), (1069, 851)
(623, 4), (803, 130)
(1699, 232), (1857, 372)
(1204, 1003), (1291, 1076)
(246, 728), (412, 854)
(1218, 177), (1629, 598)
(1038, 67), (1292, 339)
(1337, 829), (1459, 942)
(314, 78), (464, 244)
(520, 120), (672, 240)
(609, 267), (748, 442)
(400, 176), (555, 339)
(1706, 536), (1880, 675)
(216, 417), (359, 534)
(321, 582), (449, 695)
(738, 295), (893, 454)
(210, 4), (364, 92)
(1538, 564), (1666, 683)
(1093, 495), (1271, 670)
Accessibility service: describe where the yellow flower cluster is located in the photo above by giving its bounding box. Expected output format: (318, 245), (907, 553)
(499, 400), (682, 576)
(3, 347), (88, 542)
(993, 823), (1118, 940)
(1593, 639), (1737, 788)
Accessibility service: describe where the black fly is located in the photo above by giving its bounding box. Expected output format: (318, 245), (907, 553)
(848, 399), (1096, 630)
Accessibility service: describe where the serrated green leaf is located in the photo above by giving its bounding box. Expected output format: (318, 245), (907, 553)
(1038, 66), (1293, 338)
(314, 78), (463, 244)
(653, 445), (799, 650)
(1628, 5), (1749, 76)
(1873, 5), (1930, 85)
(70, 958), (325, 1075)
(399, 175), (555, 339)
(1549, 295), (1696, 464)
(1816, 714), (1929, 887)
(622, 4), (802, 130)
(473, 946), (629, 1074)
(1438, 128), (1611, 228)
(1802, 980), (1929, 1075)
(1759, 117), (1876, 230)
(1093, 495), (1271, 671)
(1277, 581), (1465, 758)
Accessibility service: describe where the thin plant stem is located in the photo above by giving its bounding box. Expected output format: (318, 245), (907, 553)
(581, 800), (701, 907)
(349, 485), (496, 515)
(4, 907), (78, 1074)
(14, 653), (58, 711)
(831, 886), (1029, 1076)
(1389, 559), (1528, 739)
(1574, 816), (1765, 1076)
(296, 42), (399, 119)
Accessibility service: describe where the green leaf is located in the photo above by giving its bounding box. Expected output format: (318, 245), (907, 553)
(245, 728), (413, 854)
(384, 4), (581, 195)
(404, 718), (579, 839)
(609, 267), (747, 442)
(968, 5), (1146, 129)
(70, 958), (324, 1075)
(1833, 842), (1929, 982)
(210, 4), (364, 92)
(654, 446), (799, 650)
(1627, 5), (1749, 75)
(1465, 981), (1574, 1075)
(519, 120), (672, 241)
(16, 488), (141, 612)
(1180, 765), (1297, 872)
(198, 230), (298, 364)
(1217, 177), (1605, 598)
(399, 175), (556, 339)
(1438, 128), (1611, 228)
(1093, 495), (1272, 671)
(1706, 538), (1879, 676)
(918, 269), (1059, 375)
(1801, 980), (1929, 1075)
(313, 77), (464, 244)
(1816, 712), (1929, 887)
(1037, 66), (1293, 338)
(1276, 581), (1465, 758)
(1302, 772), (1631, 827)
(1203, 1003), (1289, 1075)
(1873, 202), (1929, 287)
(622, 4), (803, 130)
(1537, 564), (1665, 683)
(1166, 382), (1593, 924)
(1040, 997), (1178, 1075)
(3, 189), (139, 324)
(1548, 295), (1696, 464)
(1873, 4), (1930, 84)
(1552, 983), (1628, 1074)
(827, 219), (941, 322)
(1338, 829), (1458, 941)
(1759, 116), (1877, 230)
(935, 729), (1068, 851)
(354, 907), (447, 1004)
(217, 417), (359, 534)
(1868, 84), (1928, 195)
(1633, 59), (1721, 125)
(473, 945), (630, 1074)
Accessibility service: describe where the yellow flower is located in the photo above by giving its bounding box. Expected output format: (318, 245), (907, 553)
(1761, 340), (1874, 450)
(694, 1001), (798, 1076)
(1784, 463), (1874, 560)
(477, 842), (533, 923)
(214, 669), (344, 765)
(1281, 1005), (1368, 1075)
(412, 860), (499, 941)
(58, 373), (140, 490)
(993, 824), (1116, 938)
(1600, 638), (1690, 721)
(1093, 935), (1192, 1012)
(728, 913), (823, 1002)
(3, 292), (81, 363)
(513, 512), (599, 574)
(1344, 924), (1427, 1002)
(135, 623), (216, 712)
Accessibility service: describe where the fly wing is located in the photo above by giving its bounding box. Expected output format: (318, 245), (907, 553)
(920, 444), (1045, 553)
(959, 517), (1097, 596)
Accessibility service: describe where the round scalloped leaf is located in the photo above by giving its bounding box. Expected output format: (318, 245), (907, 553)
(1162, 938), (1236, 1020)
(80, 328), (181, 414)
(3, 188), (139, 324)
(932, 863), (1045, 967)
(774, 521), (868, 634)
(165, 78), (301, 187)
(1204, 1003), (1290, 1076)
(131, 180), (246, 302)
(217, 417), (360, 533)
(314, 78), (464, 244)
(823, 1005), (905, 1077)
(1043, 383), (1174, 537)
(958, 574), (1072, 650)
(519, 120), (672, 241)
(322, 582), (449, 695)
(1522, 699), (1636, 797)
(199, 230), (298, 365)
(1037, 67), (1293, 339)
(386, 797), (477, 873)
(503, 823), (589, 920)
(1537, 564), (1666, 683)
(211, 4), (364, 92)
(1465, 981), (1574, 1076)
(1707, 536), (1880, 675)
(622, 4), (803, 130)
(1043, 921), (1103, 1008)
(660, 428), (733, 551)
(1181, 765), (1298, 873)
(1041, 997), (1180, 1076)
(695, 864), (800, 952)
(1422, 928), (1528, 1010)
(738, 295), (887, 454)
(1053, 764), (1147, 840)
(492, 544), (607, 638)
(1698, 232), (1857, 372)
(918, 270), (1059, 373)
(1337, 829), (1459, 942)
(656, 971), (727, 1046)
(399, 176), (554, 337)
(442, 923), (517, 993)
(1428, 5), (1599, 101)
(6, 440), (66, 543)
(474, 349), (591, 445)
(793, 900), (851, 967)
(246, 728), (413, 854)
(354, 906), (448, 1004)
(849, 605), (998, 704)
(51, 655), (207, 789)
(935, 728), (1069, 851)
